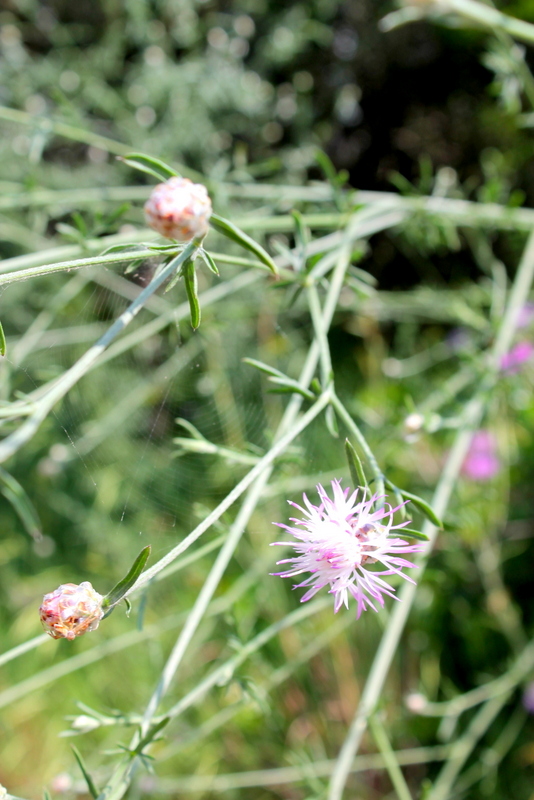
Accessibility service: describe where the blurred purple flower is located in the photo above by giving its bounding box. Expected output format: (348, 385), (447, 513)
(522, 682), (534, 714)
(517, 302), (534, 329)
(461, 430), (500, 481)
(446, 328), (471, 353)
(272, 480), (424, 618)
(500, 341), (534, 374)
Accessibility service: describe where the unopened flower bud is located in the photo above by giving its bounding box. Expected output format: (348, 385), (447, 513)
(71, 714), (100, 733)
(404, 413), (424, 435)
(39, 581), (104, 640)
(144, 177), (212, 241)
(51, 774), (73, 794)
(405, 692), (427, 713)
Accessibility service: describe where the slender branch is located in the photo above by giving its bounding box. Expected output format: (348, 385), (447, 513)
(369, 716), (414, 800)
(125, 392), (331, 598)
(0, 248), (155, 286)
(327, 230), (534, 800)
(0, 242), (198, 463)
(307, 282), (333, 388)
(146, 746), (451, 794)
(330, 393), (385, 499)
(137, 248), (354, 735)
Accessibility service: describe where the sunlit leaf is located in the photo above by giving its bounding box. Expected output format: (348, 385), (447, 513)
(210, 213), (277, 274)
(118, 153), (179, 181)
(103, 546), (151, 610)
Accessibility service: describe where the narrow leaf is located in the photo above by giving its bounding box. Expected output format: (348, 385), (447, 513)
(164, 264), (184, 293)
(99, 243), (151, 257)
(199, 249), (220, 275)
(209, 213), (278, 275)
(118, 153), (178, 181)
(71, 746), (99, 800)
(396, 528), (430, 542)
(315, 150), (339, 184)
(344, 439), (368, 489)
(147, 243), (184, 253)
(0, 320), (5, 357)
(291, 210), (309, 251)
(103, 546), (151, 609)
(0, 466), (41, 540)
(267, 377), (316, 400)
(325, 405), (339, 438)
(133, 717), (171, 755)
(183, 260), (201, 329)
(242, 357), (287, 380)
(175, 418), (207, 440)
(385, 480), (443, 528)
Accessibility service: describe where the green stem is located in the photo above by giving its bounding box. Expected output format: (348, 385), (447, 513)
(0, 248), (155, 286)
(330, 393), (385, 500)
(0, 105), (131, 156)
(447, 0), (534, 46)
(307, 282), (333, 388)
(327, 230), (534, 800)
(369, 716), (414, 800)
(144, 746), (451, 793)
(0, 242), (198, 464)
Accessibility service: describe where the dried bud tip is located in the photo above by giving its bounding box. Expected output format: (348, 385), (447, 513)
(405, 692), (427, 713)
(403, 413), (424, 435)
(144, 177), (212, 242)
(39, 581), (104, 640)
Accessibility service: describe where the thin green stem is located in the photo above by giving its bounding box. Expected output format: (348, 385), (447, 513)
(0, 248), (156, 286)
(427, 694), (510, 800)
(148, 746), (451, 793)
(159, 614), (354, 761)
(0, 633), (48, 668)
(307, 282), (333, 387)
(330, 393), (385, 499)
(0, 105), (132, 156)
(0, 553), (269, 711)
(415, 634), (534, 722)
(369, 716), (414, 800)
(137, 254), (349, 734)
(447, 0), (534, 46)
(99, 237), (354, 799)
(0, 242), (198, 463)
(125, 392), (331, 599)
(327, 229), (534, 800)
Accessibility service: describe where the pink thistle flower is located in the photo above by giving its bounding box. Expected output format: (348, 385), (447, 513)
(39, 581), (104, 640)
(272, 480), (424, 618)
(144, 177), (212, 241)
(500, 341), (534, 374)
(461, 430), (500, 481)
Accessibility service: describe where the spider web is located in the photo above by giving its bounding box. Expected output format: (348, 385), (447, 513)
(1, 261), (278, 567)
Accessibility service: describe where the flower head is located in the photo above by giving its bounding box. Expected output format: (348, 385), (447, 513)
(144, 177), (212, 241)
(39, 581), (104, 640)
(461, 430), (500, 481)
(272, 480), (424, 618)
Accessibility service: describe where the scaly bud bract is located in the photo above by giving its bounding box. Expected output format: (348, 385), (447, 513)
(144, 177), (212, 241)
(40, 581), (104, 640)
